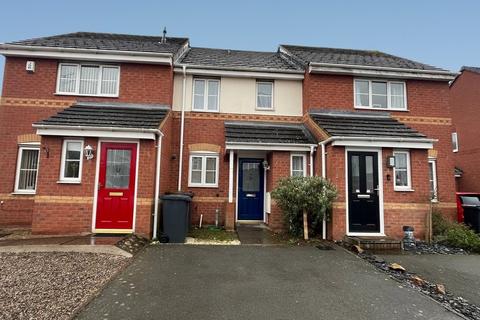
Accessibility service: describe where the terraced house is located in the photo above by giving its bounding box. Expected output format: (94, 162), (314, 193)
(0, 32), (458, 240)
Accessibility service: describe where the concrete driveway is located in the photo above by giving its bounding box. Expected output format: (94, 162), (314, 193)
(77, 245), (460, 320)
(379, 253), (480, 306)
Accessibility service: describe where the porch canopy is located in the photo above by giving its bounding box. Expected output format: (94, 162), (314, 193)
(309, 110), (436, 149)
(225, 121), (317, 151)
(33, 101), (170, 139)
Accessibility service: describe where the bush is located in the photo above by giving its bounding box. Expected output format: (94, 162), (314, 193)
(271, 176), (337, 237)
(432, 210), (451, 236)
(445, 224), (480, 253)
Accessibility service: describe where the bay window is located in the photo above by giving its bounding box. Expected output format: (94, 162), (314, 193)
(354, 79), (407, 110)
(57, 63), (120, 97)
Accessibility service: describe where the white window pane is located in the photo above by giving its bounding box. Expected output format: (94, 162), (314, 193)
(372, 82), (387, 95)
(395, 153), (407, 169)
(101, 67), (119, 95)
(390, 83), (405, 109)
(257, 83), (272, 95)
(395, 170), (408, 187)
(66, 142), (82, 160)
(59, 65), (78, 93)
(18, 149), (39, 191)
(192, 157), (203, 170)
(193, 80), (205, 110)
(391, 95), (405, 109)
(355, 80), (369, 95)
(206, 157), (216, 171)
(208, 81), (219, 96)
(205, 171), (216, 184)
(191, 171), (202, 183)
(292, 156), (303, 171)
(207, 96), (218, 110)
(257, 95), (272, 108)
(79, 66), (99, 95)
(356, 93), (370, 106)
(372, 95), (387, 108)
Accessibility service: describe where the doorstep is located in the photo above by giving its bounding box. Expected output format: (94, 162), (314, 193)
(344, 235), (403, 251)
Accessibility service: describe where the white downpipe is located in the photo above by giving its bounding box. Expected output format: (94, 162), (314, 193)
(309, 146), (314, 177)
(321, 142), (327, 240)
(178, 65), (187, 191)
(228, 150), (234, 203)
(152, 133), (163, 239)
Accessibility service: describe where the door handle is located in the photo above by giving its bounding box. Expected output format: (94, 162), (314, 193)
(357, 194), (371, 199)
(246, 193), (256, 198)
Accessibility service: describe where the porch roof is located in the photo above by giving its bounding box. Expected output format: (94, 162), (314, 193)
(33, 102), (169, 139)
(309, 110), (435, 149)
(224, 121), (316, 150)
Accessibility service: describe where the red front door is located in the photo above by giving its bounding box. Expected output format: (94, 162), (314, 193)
(95, 142), (137, 230)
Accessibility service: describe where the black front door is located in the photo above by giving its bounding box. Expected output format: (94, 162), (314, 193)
(347, 151), (380, 233)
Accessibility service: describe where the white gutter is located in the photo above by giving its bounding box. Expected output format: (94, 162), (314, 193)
(33, 123), (163, 134)
(152, 132), (163, 240)
(309, 61), (457, 76)
(178, 65), (187, 191)
(320, 142), (327, 240)
(0, 44), (173, 65)
(173, 67), (304, 80)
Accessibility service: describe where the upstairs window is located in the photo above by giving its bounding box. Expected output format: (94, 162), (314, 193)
(15, 145), (40, 194)
(193, 79), (220, 112)
(354, 79), (406, 110)
(57, 63), (120, 97)
(256, 81), (274, 109)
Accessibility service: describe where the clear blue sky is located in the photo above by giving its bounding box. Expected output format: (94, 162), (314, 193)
(1, 0), (479, 92)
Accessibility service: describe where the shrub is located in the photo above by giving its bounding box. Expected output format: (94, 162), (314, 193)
(432, 210), (451, 236)
(445, 223), (480, 253)
(271, 176), (337, 238)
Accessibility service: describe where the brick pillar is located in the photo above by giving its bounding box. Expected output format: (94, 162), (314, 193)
(225, 202), (235, 231)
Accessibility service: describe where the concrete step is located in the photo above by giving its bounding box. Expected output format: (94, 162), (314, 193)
(344, 235), (403, 251)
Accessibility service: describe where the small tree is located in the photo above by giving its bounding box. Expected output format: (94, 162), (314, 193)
(271, 176), (337, 239)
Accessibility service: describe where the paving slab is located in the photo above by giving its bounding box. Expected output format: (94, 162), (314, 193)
(77, 245), (461, 320)
(379, 252), (480, 306)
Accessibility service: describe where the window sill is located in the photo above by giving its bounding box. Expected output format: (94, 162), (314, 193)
(188, 184), (219, 188)
(57, 180), (81, 184)
(394, 188), (415, 192)
(11, 192), (36, 195)
(354, 106), (409, 112)
(255, 107), (275, 111)
(55, 92), (119, 98)
(191, 109), (220, 113)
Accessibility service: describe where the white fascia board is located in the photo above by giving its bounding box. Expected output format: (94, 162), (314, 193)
(309, 65), (456, 81)
(173, 67), (304, 80)
(0, 45), (173, 65)
(36, 127), (158, 140)
(226, 142), (315, 151)
(330, 139), (434, 149)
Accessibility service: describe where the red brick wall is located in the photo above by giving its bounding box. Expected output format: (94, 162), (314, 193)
(2, 57), (173, 104)
(450, 70), (480, 192)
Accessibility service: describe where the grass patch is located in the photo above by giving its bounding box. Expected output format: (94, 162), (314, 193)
(189, 226), (238, 242)
(270, 232), (325, 246)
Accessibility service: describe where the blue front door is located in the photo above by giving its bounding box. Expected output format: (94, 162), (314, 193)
(238, 159), (264, 220)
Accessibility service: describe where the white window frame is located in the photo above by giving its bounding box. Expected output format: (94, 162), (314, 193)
(192, 78), (220, 112)
(452, 132), (459, 152)
(393, 150), (412, 191)
(56, 63), (120, 97)
(188, 152), (219, 188)
(428, 158), (438, 202)
(14, 144), (40, 194)
(59, 139), (84, 183)
(290, 153), (306, 177)
(354, 79), (407, 111)
(256, 80), (274, 110)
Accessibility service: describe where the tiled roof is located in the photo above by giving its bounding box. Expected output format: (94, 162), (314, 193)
(309, 110), (427, 139)
(281, 45), (445, 71)
(7, 32), (188, 54)
(461, 66), (480, 74)
(35, 102), (169, 129)
(225, 121), (316, 144)
(179, 47), (302, 72)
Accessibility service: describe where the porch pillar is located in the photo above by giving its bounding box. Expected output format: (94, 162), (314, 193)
(228, 150), (234, 203)
(225, 149), (235, 231)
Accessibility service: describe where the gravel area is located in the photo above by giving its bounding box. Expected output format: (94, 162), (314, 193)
(404, 241), (468, 255)
(0, 252), (129, 320)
